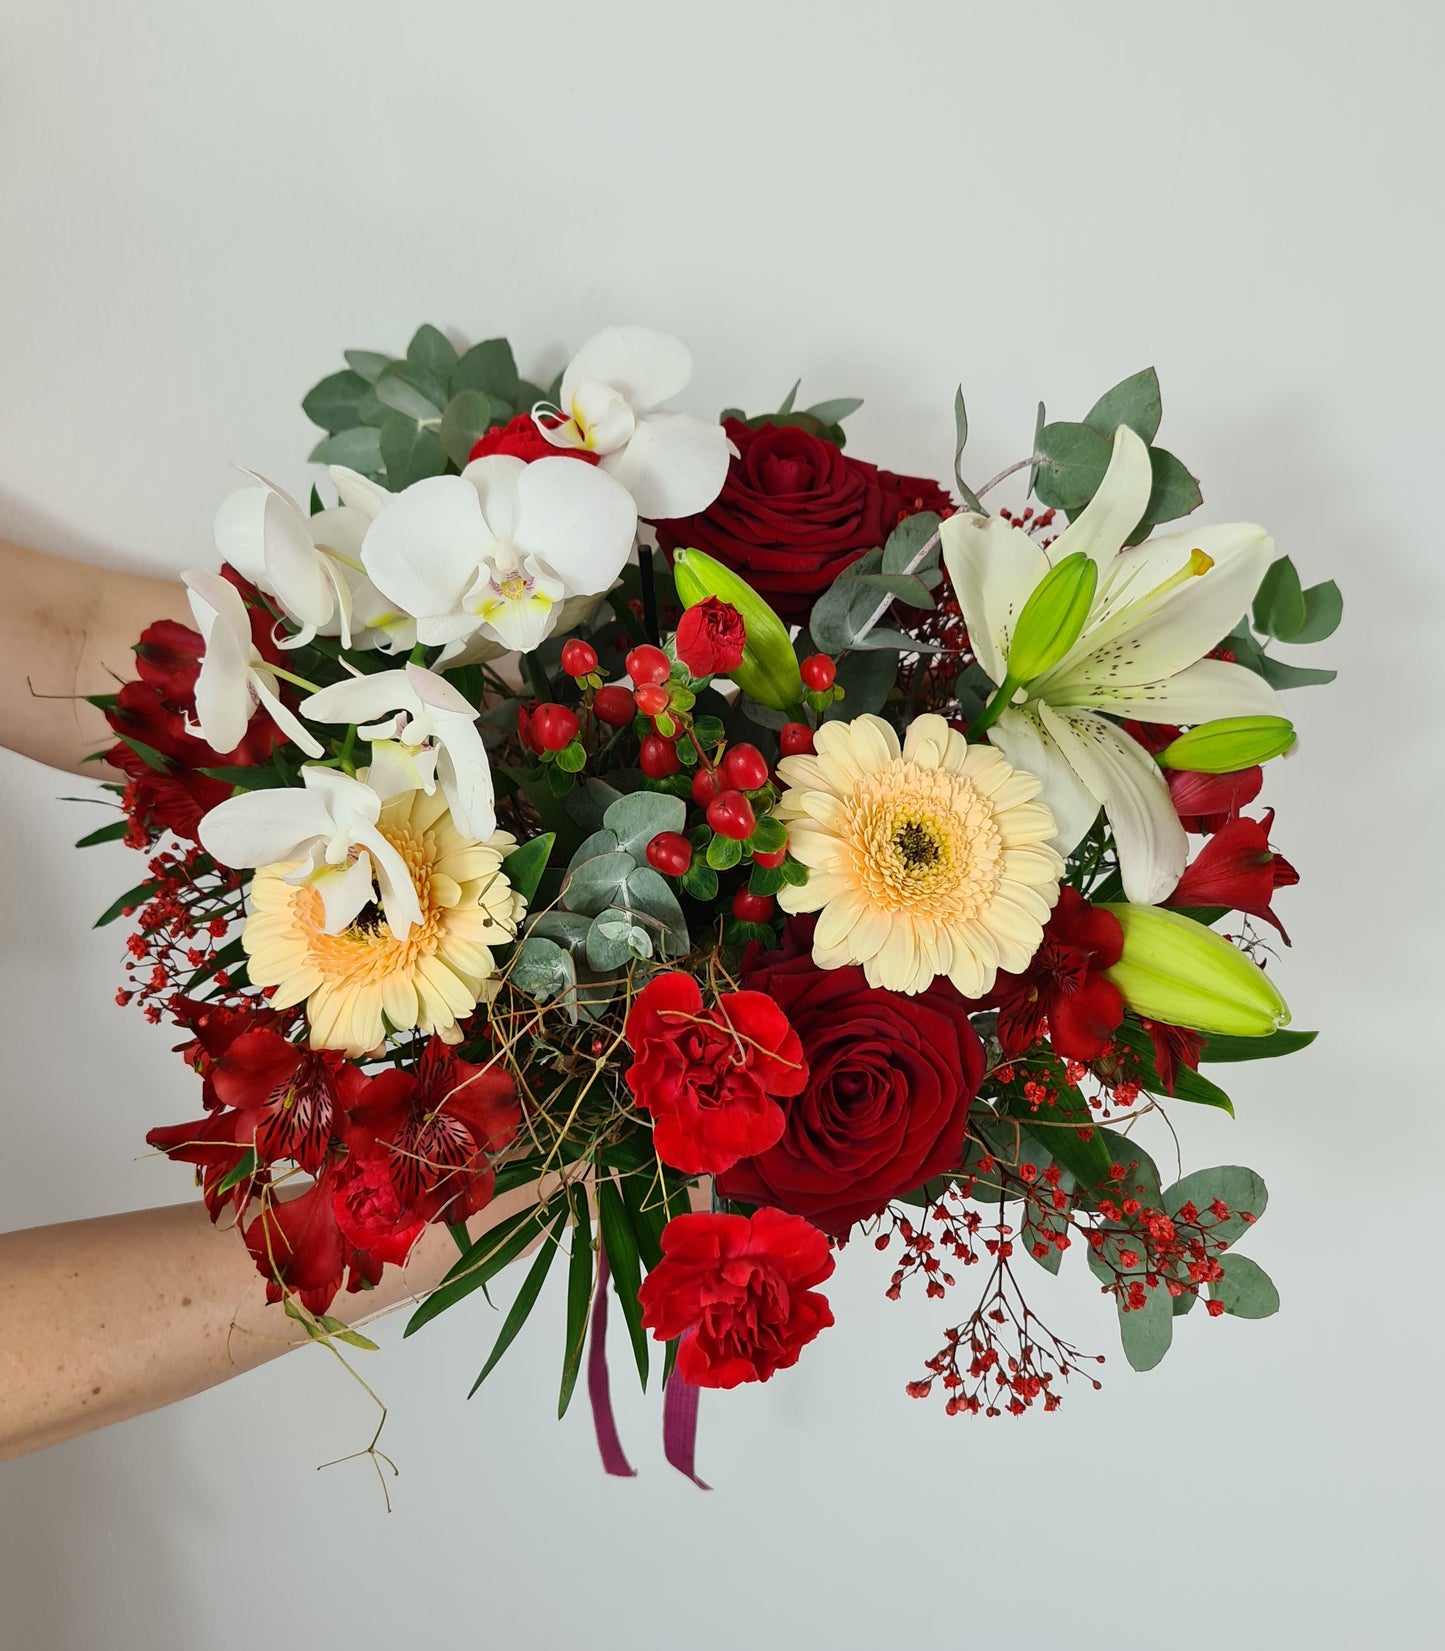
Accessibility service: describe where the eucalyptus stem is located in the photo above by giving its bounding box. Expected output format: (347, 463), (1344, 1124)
(975, 454), (1047, 500)
(851, 522), (944, 647)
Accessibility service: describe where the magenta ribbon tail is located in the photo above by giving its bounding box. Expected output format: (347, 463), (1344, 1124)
(662, 1356), (711, 1490)
(587, 1249), (636, 1478)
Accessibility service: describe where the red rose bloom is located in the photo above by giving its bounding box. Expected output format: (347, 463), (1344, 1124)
(468, 413), (600, 466)
(1165, 810), (1298, 939)
(716, 920), (983, 1235)
(653, 419), (952, 622)
(673, 597), (746, 678)
(989, 888), (1125, 1063)
(623, 971), (805, 1175)
(638, 1208), (835, 1388)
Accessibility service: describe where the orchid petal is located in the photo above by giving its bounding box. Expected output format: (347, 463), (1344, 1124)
(939, 513), (1051, 685)
(600, 411), (730, 520)
(404, 661), (477, 719)
(329, 467), (392, 522)
(260, 487), (335, 629)
(184, 571), (255, 755)
(367, 738), (438, 802)
(212, 488), (270, 588)
(511, 458), (638, 591)
(568, 379), (637, 454)
(560, 325), (693, 414)
(352, 820), (424, 937)
(301, 668), (413, 725)
(248, 671), (325, 759)
(1036, 703), (1188, 903)
(461, 453), (526, 544)
(434, 727), (496, 841)
(989, 706), (1101, 853)
(198, 785), (337, 870)
(362, 475), (497, 624)
(311, 852), (379, 935)
(1047, 424), (1153, 575)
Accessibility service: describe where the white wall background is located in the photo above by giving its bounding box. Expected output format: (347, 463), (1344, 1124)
(1, 1), (1441, 1646)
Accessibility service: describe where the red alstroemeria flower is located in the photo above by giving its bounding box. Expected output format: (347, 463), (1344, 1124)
(623, 971), (806, 1175)
(1139, 1018), (1205, 1095)
(1124, 720), (1263, 834)
(348, 1039), (522, 1224)
(146, 1109), (264, 1220)
(168, 997), (287, 1107)
(242, 1167), (385, 1314)
(209, 1028), (364, 1175)
(1165, 810), (1298, 940)
(989, 888), (1125, 1062)
(638, 1208), (835, 1388)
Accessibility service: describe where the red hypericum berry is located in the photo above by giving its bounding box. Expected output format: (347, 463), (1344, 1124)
(779, 721), (816, 756)
(645, 831), (692, 877)
(625, 644), (671, 686)
(707, 789), (756, 841)
(531, 702), (579, 752)
(561, 639), (599, 678)
(691, 767), (719, 806)
(800, 653), (836, 691)
(593, 685), (636, 727)
(731, 888), (775, 923)
(639, 735), (681, 779)
(720, 742), (769, 791)
(633, 682), (671, 717)
(751, 846), (786, 869)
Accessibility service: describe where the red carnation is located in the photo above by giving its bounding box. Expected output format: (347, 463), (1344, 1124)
(638, 1208), (835, 1388)
(333, 1159), (426, 1266)
(673, 597), (746, 678)
(1165, 810), (1298, 940)
(989, 888), (1125, 1063)
(653, 418), (952, 622)
(347, 1038), (522, 1224)
(468, 413), (600, 466)
(716, 920), (983, 1235)
(623, 972), (805, 1175)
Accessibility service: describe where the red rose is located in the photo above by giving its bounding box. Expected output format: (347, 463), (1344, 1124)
(468, 412), (600, 466)
(653, 418), (952, 622)
(623, 971), (805, 1175)
(988, 888), (1124, 1064)
(715, 920), (984, 1235)
(333, 1159), (426, 1266)
(673, 597), (745, 678)
(638, 1207), (835, 1388)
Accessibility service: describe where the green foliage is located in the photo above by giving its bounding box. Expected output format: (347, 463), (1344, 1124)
(719, 381), (861, 448)
(466, 1204), (568, 1397)
(380, 416), (446, 491)
(405, 1199), (562, 1336)
(1164, 1165), (1268, 1251)
(439, 389), (494, 469)
(1198, 1028), (1317, 1062)
(559, 1184), (594, 1418)
(597, 1178), (649, 1388)
(1209, 1253), (1280, 1318)
(502, 832), (555, 907)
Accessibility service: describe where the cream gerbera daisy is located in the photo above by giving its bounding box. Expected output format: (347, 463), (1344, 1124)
(243, 786), (523, 1056)
(775, 712), (1063, 998)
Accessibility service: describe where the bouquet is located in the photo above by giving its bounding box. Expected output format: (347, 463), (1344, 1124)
(88, 323), (1340, 1479)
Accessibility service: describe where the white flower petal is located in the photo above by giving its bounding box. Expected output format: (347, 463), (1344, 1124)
(568, 379), (637, 454)
(353, 820), (424, 937)
(405, 661), (477, 719)
(435, 731), (496, 842)
(362, 474), (497, 624)
(461, 453), (526, 543)
(311, 852), (379, 936)
(184, 571), (255, 755)
(989, 706), (1100, 853)
(329, 467), (392, 522)
(213, 488), (270, 588)
(198, 785), (336, 870)
(261, 487), (335, 629)
(560, 325), (693, 414)
(600, 412), (729, 519)
(1037, 703), (1187, 903)
(366, 738), (438, 802)
(511, 458), (638, 592)
(939, 513), (1050, 685)
(1090, 657), (1287, 723)
(1047, 423), (1153, 575)
(301, 668), (411, 725)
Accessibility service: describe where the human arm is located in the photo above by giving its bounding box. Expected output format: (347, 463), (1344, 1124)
(0, 1178), (548, 1462)
(0, 536), (191, 777)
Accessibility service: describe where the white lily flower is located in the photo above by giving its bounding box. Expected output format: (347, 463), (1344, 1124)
(183, 570), (324, 759)
(198, 766), (423, 939)
(535, 325), (730, 518)
(359, 454), (636, 657)
(940, 425), (1284, 905)
(300, 662), (495, 840)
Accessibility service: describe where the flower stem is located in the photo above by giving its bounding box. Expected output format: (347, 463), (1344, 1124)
(967, 675), (1019, 741)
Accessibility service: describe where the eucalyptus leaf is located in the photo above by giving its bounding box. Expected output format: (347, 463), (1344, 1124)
(344, 349), (394, 384)
(374, 359), (448, 421)
(603, 791), (687, 861)
(440, 389), (494, 469)
(1033, 421), (1112, 512)
(308, 426), (383, 472)
(302, 370), (370, 434)
(1117, 1275), (1174, 1371)
(454, 338), (521, 405)
(1163, 1165), (1268, 1251)
(408, 323), (458, 381)
(1255, 655), (1337, 690)
(1253, 556), (1307, 641)
(622, 865), (690, 956)
(1083, 367), (1163, 445)
(1291, 579), (1343, 644)
(1141, 446), (1202, 528)
(380, 417), (446, 491)
(1208, 1253), (1280, 1319)
(587, 909), (652, 970)
(803, 396), (864, 424)
(511, 936), (577, 1009)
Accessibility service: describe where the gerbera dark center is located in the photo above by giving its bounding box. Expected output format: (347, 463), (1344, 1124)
(893, 819), (941, 870)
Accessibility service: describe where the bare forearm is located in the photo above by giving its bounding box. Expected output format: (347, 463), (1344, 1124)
(0, 537), (190, 776)
(0, 1180), (541, 1461)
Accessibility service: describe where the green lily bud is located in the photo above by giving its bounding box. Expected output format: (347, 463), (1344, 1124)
(671, 546), (804, 712)
(1156, 716), (1296, 772)
(1006, 552), (1099, 682)
(1100, 903), (1290, 1037)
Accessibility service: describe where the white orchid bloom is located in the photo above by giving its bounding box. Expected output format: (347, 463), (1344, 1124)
(359, 454), (636, 657)
(199, 766), (423, 939)
(535, 325), (730, 518)
(183, 570), (324, 759)
(300, 662), (495, 840)
(941, 425), (1284, 905)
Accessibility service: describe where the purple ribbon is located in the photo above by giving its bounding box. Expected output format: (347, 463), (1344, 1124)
(662, 1357), (711, 1490)
(587, 1248), (636, 1478)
